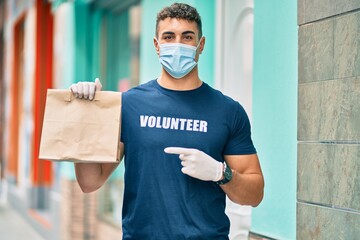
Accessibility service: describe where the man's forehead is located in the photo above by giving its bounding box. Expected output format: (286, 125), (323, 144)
(158, 18), (198, 34)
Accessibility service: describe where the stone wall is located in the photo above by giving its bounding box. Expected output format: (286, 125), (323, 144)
(298, 0), (360, 238)
(61, 179), (98, 240)
(61, 179), (122, 240)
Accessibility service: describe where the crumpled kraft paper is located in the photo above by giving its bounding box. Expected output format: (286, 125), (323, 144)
(39, 89), (122, 163)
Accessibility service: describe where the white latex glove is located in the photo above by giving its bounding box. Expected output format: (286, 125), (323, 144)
(69, 78), (102, 100)
(164, 147), (223, 181)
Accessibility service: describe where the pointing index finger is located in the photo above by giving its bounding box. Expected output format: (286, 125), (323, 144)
(164, 147), (194, 155)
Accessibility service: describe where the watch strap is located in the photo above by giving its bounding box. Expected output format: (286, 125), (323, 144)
(216, 162), (232, 185)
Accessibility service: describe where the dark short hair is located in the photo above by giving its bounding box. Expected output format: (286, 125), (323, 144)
(155, 3), (202, 39)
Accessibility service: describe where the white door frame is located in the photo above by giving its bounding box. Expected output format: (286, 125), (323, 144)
(215, 1), (255, 239)
(215, 0), (254, 121)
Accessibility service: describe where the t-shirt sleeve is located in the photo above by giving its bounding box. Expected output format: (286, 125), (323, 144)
(223, 102), (257, 155)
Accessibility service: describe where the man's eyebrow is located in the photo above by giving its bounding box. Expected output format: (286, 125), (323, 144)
(161, 31), (195, 36)
(182, 31), (195, 35)
(162, 31), (175, 35)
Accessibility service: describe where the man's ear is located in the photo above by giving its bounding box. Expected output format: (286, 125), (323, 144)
(199, 37), (205, 54)
(154, 38), (160, 56)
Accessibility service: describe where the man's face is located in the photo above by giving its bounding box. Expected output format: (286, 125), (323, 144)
(155, 17), (204, 60)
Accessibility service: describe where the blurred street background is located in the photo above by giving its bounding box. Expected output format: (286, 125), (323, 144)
(1, 0), (360, 239)
(0, 203), (44, 240)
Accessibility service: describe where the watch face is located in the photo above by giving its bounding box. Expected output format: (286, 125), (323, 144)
(224, 165), (232, 181)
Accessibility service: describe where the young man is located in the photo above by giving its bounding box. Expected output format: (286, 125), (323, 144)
(71, 3), (264, 239)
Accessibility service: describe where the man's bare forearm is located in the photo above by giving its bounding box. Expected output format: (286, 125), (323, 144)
(75, 162), (119, 193)
(221, 171), (264, 206)
(74, 142), (124, 193)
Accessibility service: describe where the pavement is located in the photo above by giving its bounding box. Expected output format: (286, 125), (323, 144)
(0, 203), (44, 240)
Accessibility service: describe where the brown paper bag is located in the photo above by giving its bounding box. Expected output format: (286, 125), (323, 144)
(39, 89), (122, 163)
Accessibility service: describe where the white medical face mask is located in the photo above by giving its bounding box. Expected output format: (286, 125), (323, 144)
(157, 39), (202, 79)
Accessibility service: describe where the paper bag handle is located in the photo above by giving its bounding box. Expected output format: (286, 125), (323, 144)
(64, 91), (102, 102)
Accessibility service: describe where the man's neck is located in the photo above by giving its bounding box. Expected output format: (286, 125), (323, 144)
(157, 68), (202, 91)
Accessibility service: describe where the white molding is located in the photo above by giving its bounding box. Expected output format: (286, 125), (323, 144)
(214, 0), (224, 90)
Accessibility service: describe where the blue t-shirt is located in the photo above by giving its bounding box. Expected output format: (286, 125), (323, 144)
(121, 80), (256, 240)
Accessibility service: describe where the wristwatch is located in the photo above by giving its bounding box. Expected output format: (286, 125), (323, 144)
(216, 162), (233, 185)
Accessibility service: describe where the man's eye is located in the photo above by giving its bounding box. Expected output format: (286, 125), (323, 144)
(164, 36), (173, 40)
(184, 36), (193, 40)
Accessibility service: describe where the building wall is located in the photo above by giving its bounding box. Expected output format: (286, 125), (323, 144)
(0, 0), (5, 181)
(3, 1), (60, 239)
(61, 179), (98, 240)
(251, 1), (298, 239)
(297, 0), (360, 238)
(2, 1), (133, 239)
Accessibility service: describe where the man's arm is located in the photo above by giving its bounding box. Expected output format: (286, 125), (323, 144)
(164, 147), (264, 207)
(75, 142), (124, 193)
(221, 154), (264, 207)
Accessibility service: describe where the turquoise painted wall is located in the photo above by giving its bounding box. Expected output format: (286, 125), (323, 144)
(251, 1), (298, 239)
(139, 0), (215, 85)
(103, 11), (131, 91)
(72, 2), (130, 90)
